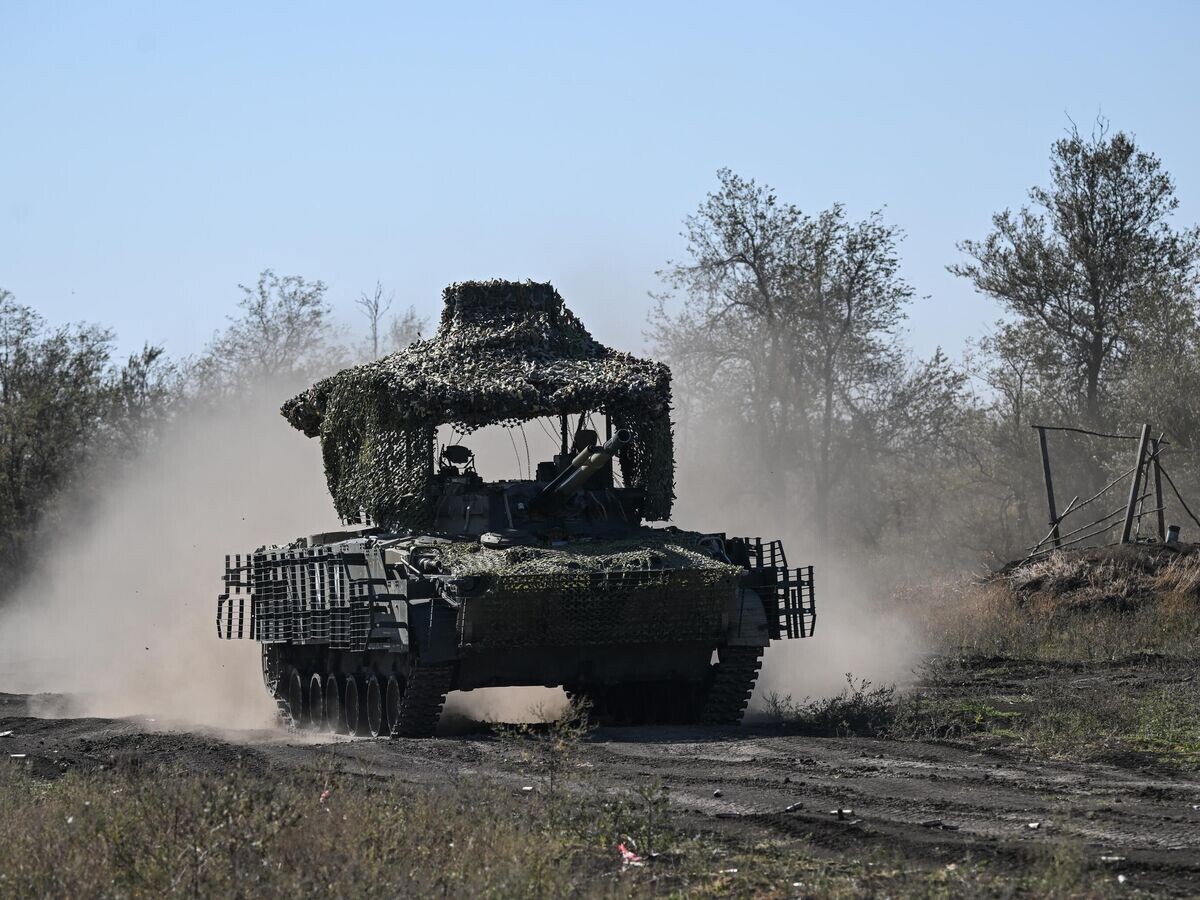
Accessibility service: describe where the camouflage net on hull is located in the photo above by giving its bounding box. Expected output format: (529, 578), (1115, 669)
(438, 530), (739, 582)
(283, 281), (675, 529)
(450, 530), (738, 647)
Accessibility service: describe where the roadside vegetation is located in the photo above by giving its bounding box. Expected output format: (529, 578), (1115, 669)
(767, 545), (1200, 772)
(1, 724), (1125, 900)
(915, 545), (1200, 770)
(897, 658), (1200, 769)
(928, 545), (1200, 660)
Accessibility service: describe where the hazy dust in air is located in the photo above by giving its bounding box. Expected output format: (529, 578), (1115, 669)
(670, 476), (926, 710)
(0, 391), (342, 731)
(0, 405), (569, 731)
(0, 394), (919, 733)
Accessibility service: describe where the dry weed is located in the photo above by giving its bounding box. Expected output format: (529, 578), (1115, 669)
(916, 546), (1200, 661)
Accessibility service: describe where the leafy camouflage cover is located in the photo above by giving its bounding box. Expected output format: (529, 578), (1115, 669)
(282, 280), (675, 528)
(438, 529), (736, 581)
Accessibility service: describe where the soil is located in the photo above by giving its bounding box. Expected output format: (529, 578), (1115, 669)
(4, 691), (1200, 895)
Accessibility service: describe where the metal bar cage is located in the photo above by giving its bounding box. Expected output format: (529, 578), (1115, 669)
(777, 565), (816, 639)
(736, 537), (816, 640)
(217, 547), (379, 651)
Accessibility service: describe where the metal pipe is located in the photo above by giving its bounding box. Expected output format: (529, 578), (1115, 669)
(533, 429), (632, 512)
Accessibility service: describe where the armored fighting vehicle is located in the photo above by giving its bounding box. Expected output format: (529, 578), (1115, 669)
(218, 280), (815, 736)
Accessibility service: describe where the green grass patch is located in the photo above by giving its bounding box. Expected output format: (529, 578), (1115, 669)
(892, 696), (1023, 741)
(895, 657), (1200, 770)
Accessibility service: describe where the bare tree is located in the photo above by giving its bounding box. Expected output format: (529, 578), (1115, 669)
(386, 306), (426, 352)
(356, 281), (394, 359)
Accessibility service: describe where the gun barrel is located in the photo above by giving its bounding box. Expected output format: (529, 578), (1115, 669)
(534, 428), (632, 510)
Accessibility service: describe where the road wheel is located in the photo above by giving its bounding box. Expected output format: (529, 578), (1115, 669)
(307, 673), (325, 731)
(285, 668), (304, 726)
(324, 674), (344, 735)
(365, 675), (384, 737)
(344, 675), (362, 736)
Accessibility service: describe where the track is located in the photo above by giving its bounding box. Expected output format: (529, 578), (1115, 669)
(392, 664), (454, 737)
(4, 692), (1200, 895)
(700, 646), (763, 723)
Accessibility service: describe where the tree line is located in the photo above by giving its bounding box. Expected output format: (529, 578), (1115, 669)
(1, 118), (1197, 594)
(655, 119), (1200, 568)
(0, 273), (425, 593)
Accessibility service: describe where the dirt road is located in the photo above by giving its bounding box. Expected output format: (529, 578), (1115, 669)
(4, 692), (1200, 895)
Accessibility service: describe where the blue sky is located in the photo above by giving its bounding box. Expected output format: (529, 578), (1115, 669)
(2, 1), (1197, 361)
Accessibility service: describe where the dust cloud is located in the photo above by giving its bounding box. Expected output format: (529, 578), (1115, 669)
(670, 487), (927, 710)
(0, 391), (342, 730)
(0, 410), (571, 732)
(0, 396), (921, 733)
(444, 686), (567, 725)
(750, 552), (924, 708)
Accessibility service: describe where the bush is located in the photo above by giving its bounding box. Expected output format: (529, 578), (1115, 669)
(763, 674), (898, 736)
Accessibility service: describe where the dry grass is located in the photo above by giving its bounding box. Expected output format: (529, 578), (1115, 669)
(762, 675), (899, 737)
(1007, 544), (1200, 610)
(916, 545), (1200, 661)
(890, 659), (1200, 767)
(859, 545), (1200, 770)
(0, 741), (1120, 899)
(0, 761), (624, 899)
(1018, 681), (1200, 766)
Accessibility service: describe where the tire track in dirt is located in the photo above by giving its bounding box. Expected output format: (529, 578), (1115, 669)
(5, 694), (1200, 894)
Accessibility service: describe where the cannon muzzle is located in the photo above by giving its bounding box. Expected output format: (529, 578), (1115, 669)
(533, 429), (632, 512)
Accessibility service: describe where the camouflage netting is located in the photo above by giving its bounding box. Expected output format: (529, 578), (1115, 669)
(282, 280), (675, 528)
(438, 530), (739, 582)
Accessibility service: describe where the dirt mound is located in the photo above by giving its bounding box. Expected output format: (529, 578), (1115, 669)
(1000, 543), (1200, 612)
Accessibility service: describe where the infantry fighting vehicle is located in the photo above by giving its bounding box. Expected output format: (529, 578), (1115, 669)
(218, 280), (815, 736)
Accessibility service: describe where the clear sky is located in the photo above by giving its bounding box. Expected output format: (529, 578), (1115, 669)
(2, 1), (1197, 362)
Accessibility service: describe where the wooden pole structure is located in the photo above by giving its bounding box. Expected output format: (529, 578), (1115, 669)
(1151, 436), (1166, 541)
(1036, 426), (1061, 548)
(1121, 424), (1152, 544)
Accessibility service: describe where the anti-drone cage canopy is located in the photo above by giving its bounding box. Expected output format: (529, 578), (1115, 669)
(281, 279), (676, 528)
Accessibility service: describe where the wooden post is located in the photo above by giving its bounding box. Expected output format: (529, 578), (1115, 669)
(1151, 436), (1166, 541)
(559, 414), (569, 457)
(1121, 424), (1152, 544)
(1037, 426), (1061, 548)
